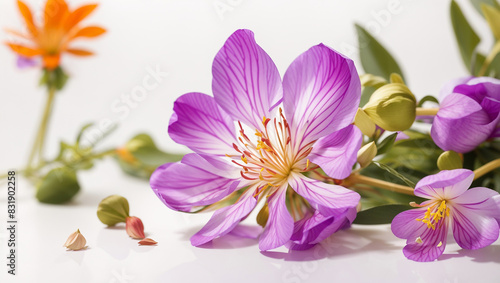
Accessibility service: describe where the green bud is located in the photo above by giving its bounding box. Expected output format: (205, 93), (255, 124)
(437, 151), (463, 170)
(256, 203), (269, 227)
(36, 167), (80, 204)
(354, 108), (376, 137)
(357, 141), (377, 168)
(97, 195), (130, 226)
(363, 83), (417, 131)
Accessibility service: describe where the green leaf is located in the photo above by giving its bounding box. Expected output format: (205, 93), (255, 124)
(451, 0), (481, 74)
(417, 95), (439, 107)
(470, 0), (500, 17)
(355, 24), (404, 81)
(36, 167), (80, 204)
(377, 133), (398, 155)
(354, 204), (411, 224)
(373, 161), (416, 188)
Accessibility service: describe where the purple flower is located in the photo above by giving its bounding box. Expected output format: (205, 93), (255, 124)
(16, 55), (38, 69)
(391, 169), (500, 262)
(150, 29), (362, 251)
(431, 77), (500, 153)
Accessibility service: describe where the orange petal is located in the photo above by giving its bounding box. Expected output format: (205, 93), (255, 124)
(6, 43), (41, 57)
(72, 26), (106, 39)
(17, 0), (38, 37)
(138, 238), (158, 246)
(66, 48), (94, 56)
(4, 28), (31, 40)
(43, 54), (60, 70)
(44, 0), (69, 30)
(65, 4), (98, 31)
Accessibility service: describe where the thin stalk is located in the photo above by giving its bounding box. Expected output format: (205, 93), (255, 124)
(26, 87), (56, 172)
(347, 174), (414, 196)
(478, 41), (500, 77)
(415, 107), (439, 117)
(473, 158), (500, 180)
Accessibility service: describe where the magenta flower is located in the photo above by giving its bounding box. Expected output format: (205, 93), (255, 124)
(431, 77), (500, 153)
(150, 29), (362, 251)
(391, 169), (500, 262)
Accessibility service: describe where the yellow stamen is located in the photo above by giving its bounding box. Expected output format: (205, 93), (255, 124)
(437, 241), (443, 247)
(415, 237), (423, 244)
(416, 200), (448, 230)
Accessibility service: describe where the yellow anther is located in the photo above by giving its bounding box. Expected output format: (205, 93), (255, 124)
(241, 156), (248, 164)
(437, 241), (443, 247)
(305, 159), (310, 170)
(262, 116), (267, 125)
(255, 132), (262, 137)
(415, 237), (423, 244)
(259, 168), (264, 180)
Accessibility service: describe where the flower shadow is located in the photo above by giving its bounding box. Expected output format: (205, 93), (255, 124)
(438, 244), (500, 263)
(179, 225), (260, 249)
(261, 226), (401, 262)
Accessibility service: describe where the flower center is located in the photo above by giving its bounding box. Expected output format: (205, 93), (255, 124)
(228, 108), (314, 191)
(416, 200), (449, 230)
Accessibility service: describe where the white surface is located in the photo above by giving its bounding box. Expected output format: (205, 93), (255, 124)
(0, 0), (499, 282)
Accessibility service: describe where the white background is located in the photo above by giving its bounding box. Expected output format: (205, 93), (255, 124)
(1, 0), (499, 282)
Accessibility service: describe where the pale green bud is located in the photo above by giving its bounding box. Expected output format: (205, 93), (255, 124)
(97, 195), (130, 226)
(357, 141), (377, 168)
(354, 108), (376, 137)
(363, 83), (417, 131)
(437, 151), (463, 170)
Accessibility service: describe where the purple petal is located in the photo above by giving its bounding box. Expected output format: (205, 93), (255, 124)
(259, 186), (294, 251)
(288, 174), (360, 216)
(456, 77), (500, 102)
(228, 224), (263, 239)
(283, 44), (361, 148)
(451, 204), (499, 250)
(150, 154), (241, 212)
(212, 29), (282, 130)
(391, 205), (449, 262)
(288, 207), (356, 250)
(169, 92), (239, 156)
(414, 169), (474, 200)
(391, 207), (428, 239)
(16, 56), (37, 69)
(308, 125), (362, 179)
(191, 190), (257, 246)
(431, 93), (500, 153)
(403, 220), (449, 262)
(439, 76), (472, 100)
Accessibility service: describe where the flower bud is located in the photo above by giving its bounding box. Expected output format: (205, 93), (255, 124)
(126, 216), (145, 239)
(363, 83), (417, 131)
(64, 229), (87, 251)
(437, 151), (463, 170)
(138, 238), (158, 246)
(354, 108), (376, 137)
(97, 195), (130, 226)
(357, 141), (377, 168)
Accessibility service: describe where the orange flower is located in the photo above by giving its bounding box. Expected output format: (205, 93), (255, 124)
(5, 0), (106, 70)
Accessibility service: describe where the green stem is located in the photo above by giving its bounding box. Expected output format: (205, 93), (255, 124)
(347, 174), (415, 196)
(473, 158), (500, 180)
(415, 107), (439, 117)
(26, 87), (56, 173)
(478, 41), (500, 77)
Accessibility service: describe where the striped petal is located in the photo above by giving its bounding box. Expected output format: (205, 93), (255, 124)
(191, 189), (257, 246)
(168, 92), (239, 156)
(283, 44), (360, 148)
(212, 29), (282, 130)
(150, 153), (241, 212)
(288, 174), (360, 216)
(308, 125), (362, 179)
(258, 186), (293, 251)
(414, 169), (474, 200)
